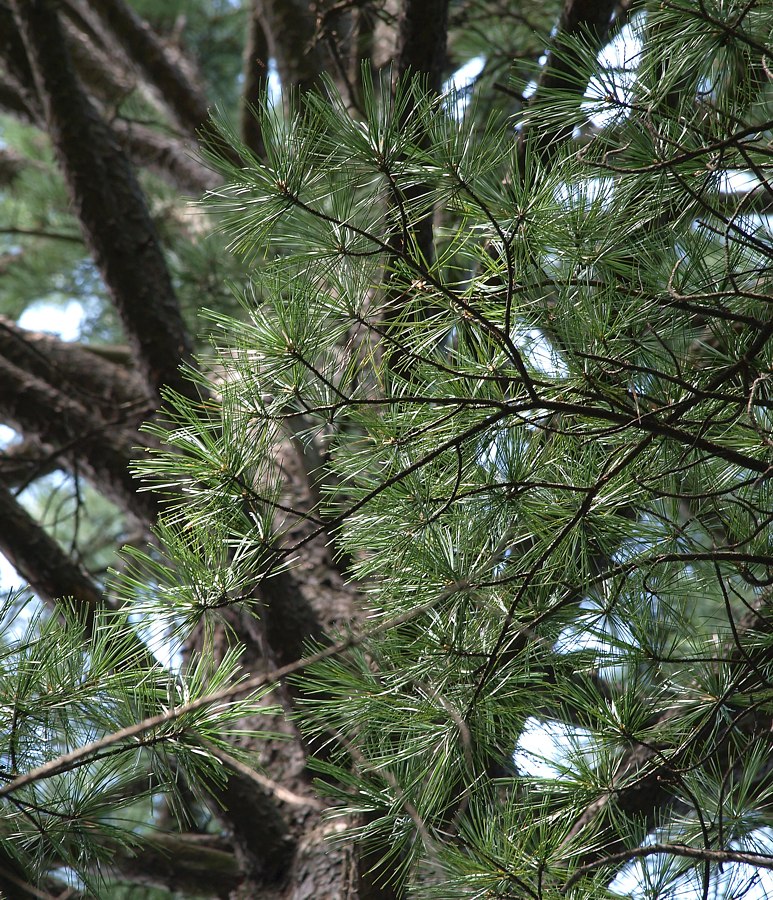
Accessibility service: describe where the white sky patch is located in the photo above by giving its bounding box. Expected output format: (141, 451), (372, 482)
(719, 168), (764, 193)
(517, 328), (567, 377)
(513, 717), (594, 778)
(18, 300), (86, 341)
(267, 59), (281, 106)
(0, 424), (18, 447)
(0, 554), (24, 592)
(443, 55), (486, 120)
(583, 20), (643, 128)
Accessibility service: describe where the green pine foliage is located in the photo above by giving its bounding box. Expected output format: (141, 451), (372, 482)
(2, 0), (772, 896)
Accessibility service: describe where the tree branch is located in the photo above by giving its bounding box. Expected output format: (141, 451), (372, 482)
(0, 353), (156, 522)
(105, 833), (241, 898)
(0, 315), (151, 420)
(85, 0), (210, 137)
(256, 0), (328, 96)
(240, 0), (269, 158)
(0, 481), (106, 628)
(10, 0), (196, 402)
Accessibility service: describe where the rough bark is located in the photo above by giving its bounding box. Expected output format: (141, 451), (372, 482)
(0, 481), (106, 626)
(0, 353), (156, 522)
(0, 315), (151, 419)
(85, 0), (211, 137)
(10, 0), (196, 402)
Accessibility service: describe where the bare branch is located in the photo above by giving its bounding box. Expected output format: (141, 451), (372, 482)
(85, 0), (210, 137)
(0, 481), (106, 627)
(105, 833), (241, 898)
(0, 315), (151, 419)
(0, 353), (156, 522)
(10, 0), (196, 402)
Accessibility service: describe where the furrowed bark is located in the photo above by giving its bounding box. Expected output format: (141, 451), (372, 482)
(0, 482), (105, 626)
(0, 315), (151, 420)
(85, 0), (210, 138)
(0, 353), (157, 522)
(10, 0), (196, 403)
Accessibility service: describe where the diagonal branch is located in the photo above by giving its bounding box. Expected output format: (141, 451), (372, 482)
(0, 481), (106, 628)
(111, 117), (221, 193)
(10, 0), (196, 403)
(0, 353), (157, 522)
(84, 0), (210, 137)
(0, 315), (151, 421)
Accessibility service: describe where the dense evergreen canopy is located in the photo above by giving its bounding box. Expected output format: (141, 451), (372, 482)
(0, 1), (772, 898)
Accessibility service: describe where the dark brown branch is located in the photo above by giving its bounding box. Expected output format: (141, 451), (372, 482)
(61, 11), (135, 107)
(110, 117), (221, 194)
(0, 353), (156, 522)
(240, 1), (269, 158)
(0, 481), (106, 628)
(394, 0), (449, 95)
(0, 74), (36, 121)
(256, 0), (328, 96)
(105, 833), (241, 898)
(85, 0), (210, 137)
(0, 2), (40, 117)
(0, 436), (56, 485)
(0, 315), (151, 426)
(10, 0), (196, 403)
(563, 841), (773, 892)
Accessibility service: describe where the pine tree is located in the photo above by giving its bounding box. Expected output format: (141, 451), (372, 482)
(1, 1), (772, 898)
